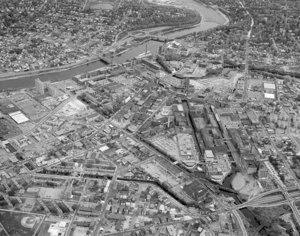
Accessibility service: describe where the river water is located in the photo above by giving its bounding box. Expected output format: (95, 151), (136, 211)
(0, 3), (267, 231)
(0, 0), (228, 90)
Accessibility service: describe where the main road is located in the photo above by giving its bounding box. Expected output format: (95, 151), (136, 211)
(258, 114), (300, 224)
(92, 167), (119, 236)
(232, 210), (248, 236)
(239, 0), (254, 102)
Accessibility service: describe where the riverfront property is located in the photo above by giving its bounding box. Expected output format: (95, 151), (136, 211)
(1, 0), (300, 235)
(0, 0), (228, 90)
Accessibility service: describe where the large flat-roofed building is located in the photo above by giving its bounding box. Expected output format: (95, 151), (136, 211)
(204, 150), (214, 162)
(177, 133), (198, 167)
(177, 133), (194, 156)
(204, 150), (231, 184)
(246, 110), (259, 125)
(263, 82), (276, 99)
(9, 111), (29, 124)
(263, 82), (276, 90)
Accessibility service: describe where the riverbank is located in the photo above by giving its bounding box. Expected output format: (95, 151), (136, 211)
(0, 60), (107, 90)
(217, 9), (230, 26)
(0, 55), (109, 81)
(116, 9), (202, 42)
(0, 0), (228, 90)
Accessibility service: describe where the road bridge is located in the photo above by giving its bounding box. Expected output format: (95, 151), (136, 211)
(231, 190), (300, 210)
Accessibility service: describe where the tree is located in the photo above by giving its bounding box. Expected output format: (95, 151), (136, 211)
(61, 161), (67, 167)
(7, 188), (16, 196)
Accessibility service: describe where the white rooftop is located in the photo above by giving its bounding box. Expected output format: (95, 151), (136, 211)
(48, 221), (67, 236)
(9, 111), (29, 124)
(177, 104), (184, 112)
(99, 145), (109, 152)
(205, 150), (214, 158)
(263, 82), (276, 90)
(264, 93), (275, 99)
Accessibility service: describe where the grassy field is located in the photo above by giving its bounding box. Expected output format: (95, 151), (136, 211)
(0, 117), (22, 139)
(0, 211), (42, 236)
(36, 221), (52, 236)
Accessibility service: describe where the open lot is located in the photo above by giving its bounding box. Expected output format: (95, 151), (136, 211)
(141, 161), (179, 187)
(0, 210), (42, 236)
(9, 93), (48, 121)
(0, 117), (22, 139)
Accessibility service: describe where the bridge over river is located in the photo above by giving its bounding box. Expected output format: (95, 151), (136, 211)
(0, 0), (228, 90)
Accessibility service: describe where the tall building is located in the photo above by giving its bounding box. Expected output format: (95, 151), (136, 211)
(48, 84), (58, 97)
(35, 79), (59, 97)
(35, 78), (45, 95)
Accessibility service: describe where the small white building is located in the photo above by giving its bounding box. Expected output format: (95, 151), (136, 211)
(48, 221), (68, 236)
(264, 93), (275, 100)
(204, 150), (214, 163)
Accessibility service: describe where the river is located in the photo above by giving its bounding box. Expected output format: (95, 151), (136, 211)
(0, 0), (228, 90)
(0, 2), (266, 232)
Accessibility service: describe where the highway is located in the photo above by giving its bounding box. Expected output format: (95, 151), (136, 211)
(283, 189), (300, 226)
(232, 210), (248, 236)
(248, 186), (299, 202)
(3, 74), (277, 236)
(230, 188), (300, 211)
(0, 3), (250, 236)
(258, 117), (300, 224)
(249, 186), (299, 199)
(21, 162), (300, 236)
(8, 173), (300, 236)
